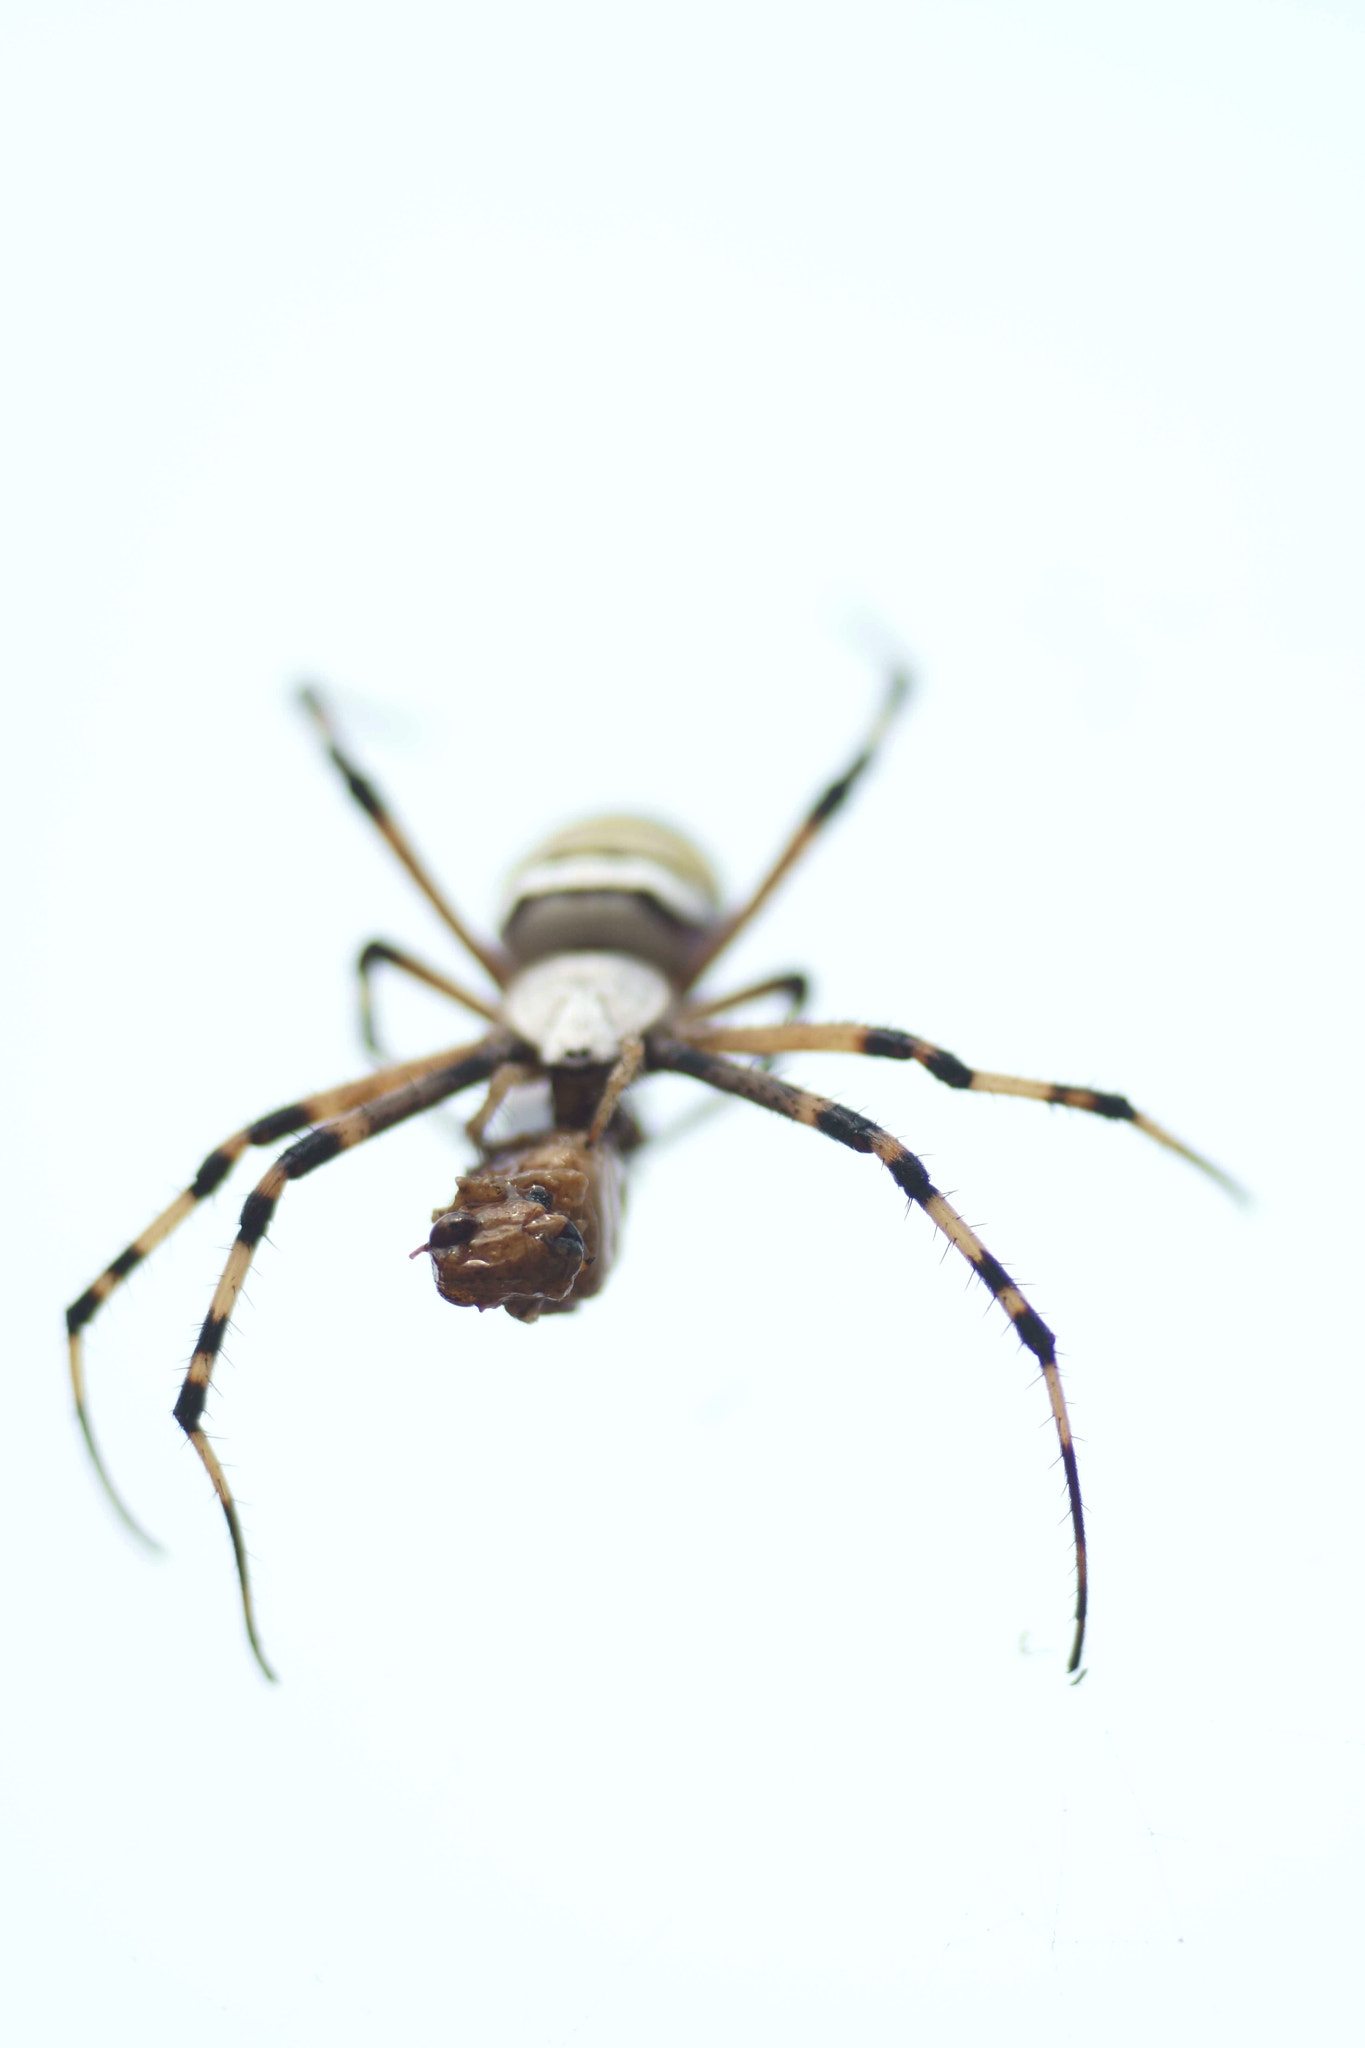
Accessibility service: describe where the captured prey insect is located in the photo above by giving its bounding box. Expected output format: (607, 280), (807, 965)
(67, 672), (1241, 1679)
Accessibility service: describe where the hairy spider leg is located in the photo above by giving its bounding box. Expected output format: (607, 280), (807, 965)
(357, 938), (503, 1057)
(682, 668), (911, 989)
(66, 1035), (515, 1543)
(298, 685), (511, 988)
(644, 977), (810, 1151)
(175, 1041), (509, 1678)
(648, 1033), (1088, 1673)
(678, 1021), (1244, 1199)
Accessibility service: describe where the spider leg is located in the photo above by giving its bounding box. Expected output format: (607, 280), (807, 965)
(465, 1060), (539, 1148)
(357, 937), (502, 1057)
(176, 1041), (509, 1679)
(644, 977), (809, 1151)
(586, 1037), (645, 1146)
(678, 1021), (1244, 1199)
(682, 669), (910, 989)
(299, 685), (512, 987)
(66, 1033), (512, 1544)
(648, 1033), (1088, 1673)
(683, 972), (809, 1021)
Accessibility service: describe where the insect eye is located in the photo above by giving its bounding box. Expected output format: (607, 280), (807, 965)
(429, 1213), (479, 1250)
(523, 1183), (551, 1208)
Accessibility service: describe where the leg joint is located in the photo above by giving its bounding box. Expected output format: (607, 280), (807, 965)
(173, 1380), (208, 1434)
(66, 1289), (100, 1336)
(191, 1147), (237, 1199)
(238, 1189), (277, 1246)
(280, 1126), (346, 1177)
(248, 1104), (313, 1147)
(814, 1102), (879, 1151)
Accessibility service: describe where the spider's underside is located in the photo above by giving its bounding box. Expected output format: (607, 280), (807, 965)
(67, 672), (1240, 1680)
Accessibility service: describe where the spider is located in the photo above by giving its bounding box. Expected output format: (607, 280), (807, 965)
(67, 672), (1240, 1680)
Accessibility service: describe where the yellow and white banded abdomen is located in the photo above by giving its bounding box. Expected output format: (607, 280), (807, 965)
(499, 814), (720, 977)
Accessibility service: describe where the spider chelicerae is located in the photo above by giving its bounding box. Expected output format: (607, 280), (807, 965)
(67, 673), (1239, 1679)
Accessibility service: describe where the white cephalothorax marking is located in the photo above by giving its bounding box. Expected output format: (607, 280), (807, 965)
(505, 953), (673, 1064)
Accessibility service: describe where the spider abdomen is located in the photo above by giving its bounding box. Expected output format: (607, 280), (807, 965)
(499, 815), (720, 976)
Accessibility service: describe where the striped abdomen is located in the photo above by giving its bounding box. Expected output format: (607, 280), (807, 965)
(500, 815), (720, 979)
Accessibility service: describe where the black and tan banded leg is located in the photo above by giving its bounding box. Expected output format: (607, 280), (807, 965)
(648, 1033), (1088, 1673)
(299, 685), (512, 987)
(66, 1033), (514, 1544)
(176, 1041), (509, 1680)
(357, 938), (502, 1057)
(646, 978), (809, 1151)
(677, 1021), (1243, 1198)
(682, 669), (911, 989)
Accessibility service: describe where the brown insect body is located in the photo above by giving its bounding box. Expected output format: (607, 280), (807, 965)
(421, 1130), (622, 1323)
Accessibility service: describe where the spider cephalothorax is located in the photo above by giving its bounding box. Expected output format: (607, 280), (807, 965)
(67, 670), (1240, 1679)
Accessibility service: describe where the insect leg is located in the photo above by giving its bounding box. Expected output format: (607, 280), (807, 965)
(649, 1033), (1088, 1673)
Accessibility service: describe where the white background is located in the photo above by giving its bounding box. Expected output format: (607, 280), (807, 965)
(4, 2), (1362, 2041)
